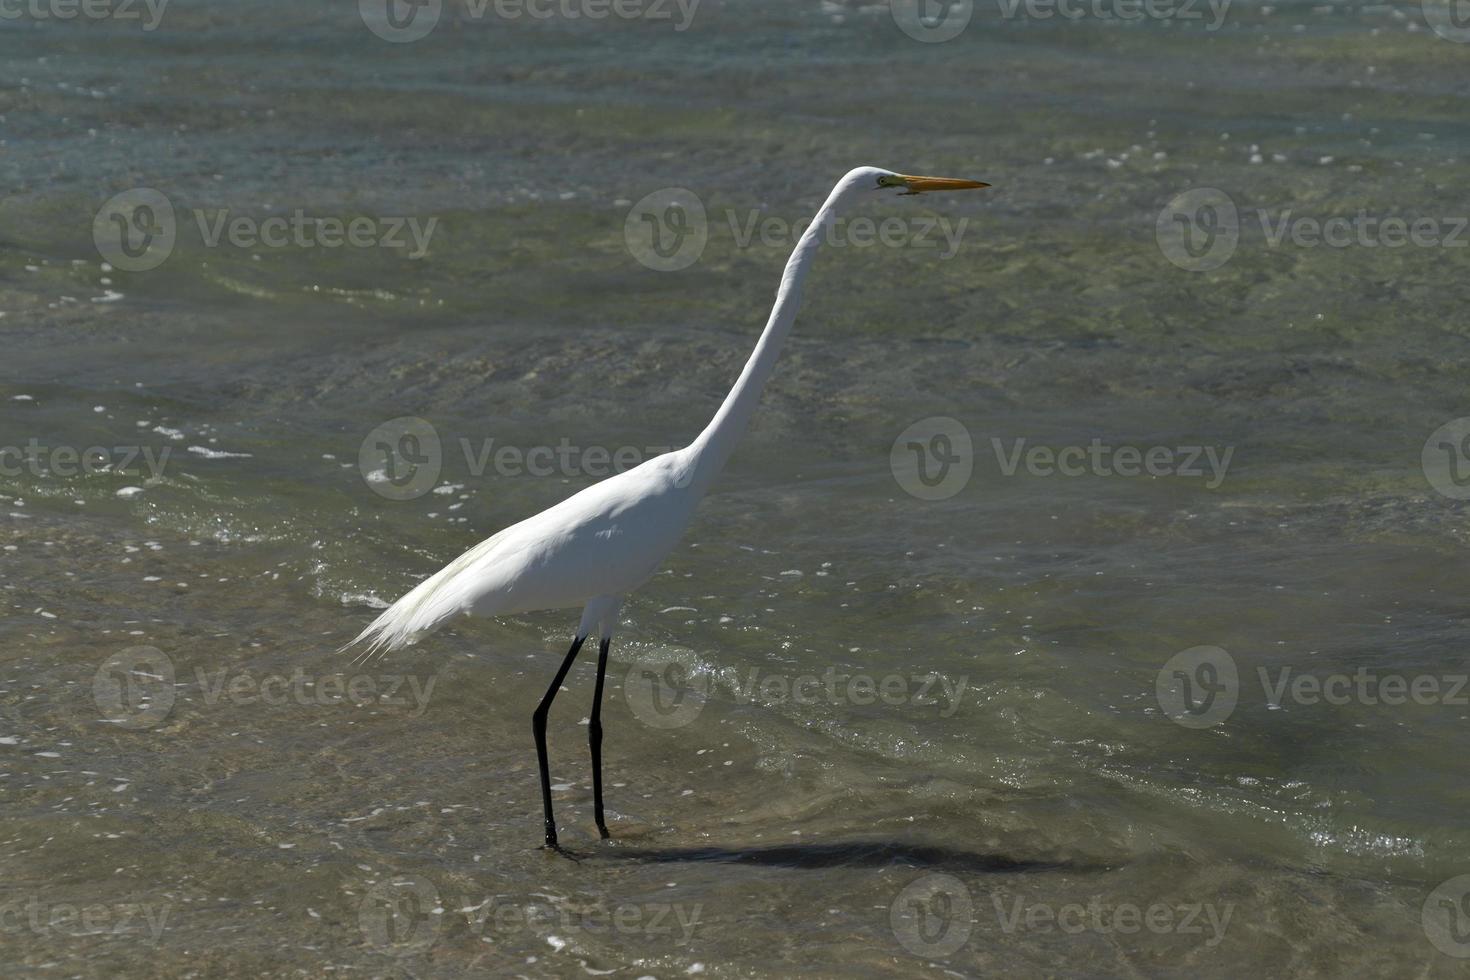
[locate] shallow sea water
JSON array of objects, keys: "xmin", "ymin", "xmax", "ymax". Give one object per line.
[{"xmin": 4, "ymin": 0, "xmax": 1470, "ymax": 976}]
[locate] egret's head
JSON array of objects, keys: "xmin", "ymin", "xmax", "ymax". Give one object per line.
[{"xmin": 848, "ymin": 166, "xmax": 991, "ymax": 197}]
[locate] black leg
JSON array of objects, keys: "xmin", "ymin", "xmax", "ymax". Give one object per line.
[
  {"xmin": 533, "ymin": 635, "xmax": 586, "ymax": 851},
  {"xmin": 589, "ymin": 636, "xmax": 612, "ymax": 840}
]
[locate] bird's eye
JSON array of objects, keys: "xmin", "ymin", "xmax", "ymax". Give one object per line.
[{"xmin": 876, "ymin": 175, "xmax": 894, "ymax": 188}]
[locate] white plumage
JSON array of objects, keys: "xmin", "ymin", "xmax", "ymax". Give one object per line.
[
  {"xmin": 349, "ymin": 448, "xmax": 700, "ymax": 656},
  {"xmin": 343, "ymin": 166, "xmax": 990, "ymax": 850}
]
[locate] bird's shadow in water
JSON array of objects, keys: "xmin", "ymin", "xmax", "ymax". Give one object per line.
[{"xmin": 589, "ymin": 839, "xmax": 1109, "ymax": 874}]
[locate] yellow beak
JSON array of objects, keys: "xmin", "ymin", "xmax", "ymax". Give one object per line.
[{"xmin": 897, "ymin": 174, "xmax": 991, "ymax": 195}]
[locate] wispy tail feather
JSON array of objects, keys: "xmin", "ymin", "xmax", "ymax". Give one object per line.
[
  {"xmin": 340, "ymin": 534, "xmax": 507, "ymax": 663},
  {"xmin": 340, "ymin": 567, "xmax": 461, "ymax": 664}
]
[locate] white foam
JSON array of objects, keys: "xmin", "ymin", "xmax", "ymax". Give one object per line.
[{"xmin": 188, "ymin": 445, "xmax": 252, "ymax": 459}]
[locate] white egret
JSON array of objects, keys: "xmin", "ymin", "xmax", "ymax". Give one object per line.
[{"xmin": 347, "ymin": 167, "xmax": 990, "ymax": 853}]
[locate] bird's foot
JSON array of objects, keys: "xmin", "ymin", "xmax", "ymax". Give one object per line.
[
  {"xmin": 596, "ymin": 825, "xmax": 610, "ymax": 841},
  {"xmin": 540, "ymin": 841, "xmax": 582, "ymax": 862}
]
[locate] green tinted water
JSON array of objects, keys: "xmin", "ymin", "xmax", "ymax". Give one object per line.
[{"xmin": 3, "ymin": 1, "xmax": 1470, "ymax": 976}]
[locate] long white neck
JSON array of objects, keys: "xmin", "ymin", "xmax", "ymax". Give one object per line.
[{"xmin": 685, "ymin": 181, "xmax": 848, "ymax": 486}]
